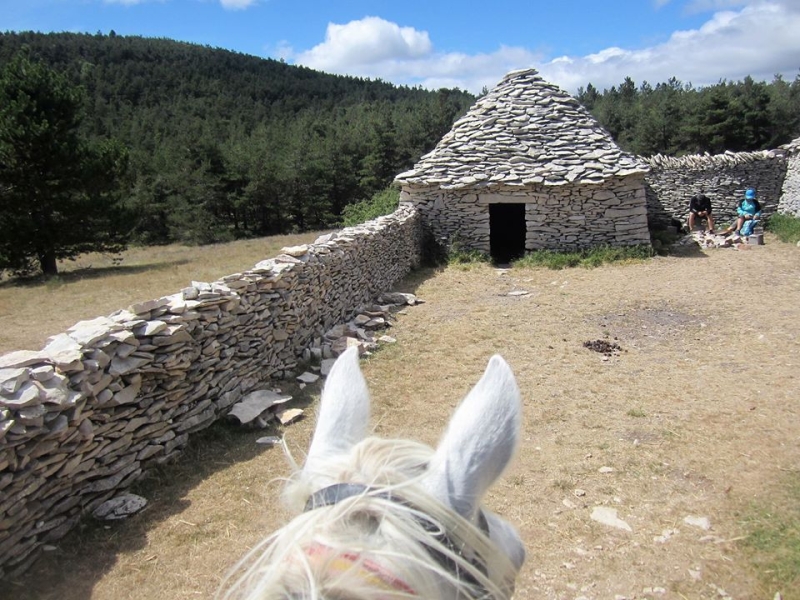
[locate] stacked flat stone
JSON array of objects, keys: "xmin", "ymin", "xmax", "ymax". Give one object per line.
[
  {"xmin": 0, "ymin": 206, "xmax": 422, "ymax": 579},
  {"xmin": 642, "ymin": 150, "xmax": 788, "ymax": 228},
  {"xmin": 778, "ymin": 137, "xmax": 800, "ymax": 217},
  {"xmin": 396, "ymin": 68, "xmax": 648, "ymax": 189}
]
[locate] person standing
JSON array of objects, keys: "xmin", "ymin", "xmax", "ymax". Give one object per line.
[{"xmin": 688, "ymin": 193, "xmax": 715, "ymax": 233}]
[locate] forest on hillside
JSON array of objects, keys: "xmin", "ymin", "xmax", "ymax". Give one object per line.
[
  {"xmin": 0, "ymin": 32, "xmax": 474, "ymax": 248},
  {"xmin": 1, "ymin": 31, "xmax": 799, "ymax": 266},
  {"xmin": 577, "ymin": 74, "xmax": 800, "ymax": 157}
]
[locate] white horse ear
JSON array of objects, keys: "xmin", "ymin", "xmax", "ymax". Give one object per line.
[
  {"xmin": 422, "ymin": 355, "xmax": 521, "ymax": 520},
  {"xmin": 303, "ymin": 347, "xmax": 370, "ymax": 476}
]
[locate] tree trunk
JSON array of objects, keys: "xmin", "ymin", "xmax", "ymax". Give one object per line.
[{"xmin": 39, "ymin": 251, "xmax": 59, "ymax": 277}]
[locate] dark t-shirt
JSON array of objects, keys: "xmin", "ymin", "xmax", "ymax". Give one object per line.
[{"xmin": 689, "ymin": 195, "xmax": 712, "ymax": 214}]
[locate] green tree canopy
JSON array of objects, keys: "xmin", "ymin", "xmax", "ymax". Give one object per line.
[
  {"xmin": 0, "ymin": 53, "xmax": 131, "ymax": 276},
  {"xmin": 578, "ymin": 74, "xmax": 800, "ymax": 156}
]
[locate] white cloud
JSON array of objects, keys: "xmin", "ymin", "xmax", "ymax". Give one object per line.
[
  {"xmin": 291, "ymin": 17, "xmax": 540, "ymax": 92},
  {"xmin": 289, "ymin": 3, "xmax": 800, "ymax": 95},
  {"xmin": 296, "ymin": 16, "xmax": 432, "ymax": 71},
  {"xmin": 538, "ymin": 1, "xmax": 800, "ymax": 92},
  {"xmin": 273, "ymin": 40, "xmax": 294, "ymax": 62}
]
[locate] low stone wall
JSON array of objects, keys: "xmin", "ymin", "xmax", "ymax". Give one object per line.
[
  {"xmin": 400, "ymin": 174, "xmax": 650, "ymax": 253},
  {"xmin": 642, "ymin": 150, "xmax": 788, "ymax": 228},
  {"xmin": 0, "ymin": 206, "xmax": 422, "ymax": 578},
  {"xmin": 778, "ymin": 139, "xmax": 800, "ymax": 217}
]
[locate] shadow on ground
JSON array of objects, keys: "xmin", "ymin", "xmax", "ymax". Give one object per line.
[
  {"xmin": 0, "ymin": 260, "xmax": 192, "ymax": 289},
  {"xmin": 664, "ymin": 242, "xmax": 709, "ymax": 259}
]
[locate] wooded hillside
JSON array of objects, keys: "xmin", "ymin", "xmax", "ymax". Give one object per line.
[{"xmin": 0, "ymin": 32, "xmax": 474, "ymax": 245}]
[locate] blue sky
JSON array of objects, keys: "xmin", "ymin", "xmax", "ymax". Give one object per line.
[{"xmin": 2, "ymin": 0, "xmax": 799, "ymax": 94}]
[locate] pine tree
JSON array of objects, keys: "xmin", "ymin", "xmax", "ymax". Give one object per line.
[{"xmin": 0, "ymin": 54, "xmax": 130, "ymax": 276}]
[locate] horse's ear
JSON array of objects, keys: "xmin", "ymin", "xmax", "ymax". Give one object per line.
[
  {"xmin": 303, "ymin": 347, "xmax": 370, "ymax": 476},
  {"xmin": 422, "ymin": 355, "xmax": 521, "ymax": 520}
]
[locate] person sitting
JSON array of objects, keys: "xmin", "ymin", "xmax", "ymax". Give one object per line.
[
  {"xmin": 734, "ymin": 188, "xmax": 762, "ymax": 236},
  {"xmin": 688, "ymin": 193, "xmax": 715, "ymax": 233}
]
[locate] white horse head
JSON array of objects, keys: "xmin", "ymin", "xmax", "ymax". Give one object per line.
[{"xmin": 222, "ymin": 347, "xmax": 525, "ymax": 599}]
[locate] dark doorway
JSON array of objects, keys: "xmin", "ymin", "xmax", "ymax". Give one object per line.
[{"xmin": 489, "ymin": 203, "xmax": 526, "ymax": 264}]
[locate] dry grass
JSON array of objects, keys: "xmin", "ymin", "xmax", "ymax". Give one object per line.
[
  {"xmin": 0, "ymin": 232, "xmax": 331, "ymax": 355},
  {"xmin": 3, "ymin": 234, "xmax": 800, "ymax": 600}
]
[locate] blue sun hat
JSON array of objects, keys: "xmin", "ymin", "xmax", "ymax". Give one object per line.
[{"xmin": 745, "ymin": 188, "xmax": 756, "ymax": 199}]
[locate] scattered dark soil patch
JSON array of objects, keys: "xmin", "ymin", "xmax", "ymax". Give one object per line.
[
  {"xmin": 593, "ymin": 307, "xmax": 701, "ymax": 350},
  {"xmin": 583, "ymin": 339, "xmax": 622, "ymax": 355}
]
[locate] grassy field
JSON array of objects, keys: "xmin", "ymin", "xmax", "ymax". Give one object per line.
[
  {"xmin": 2, "ymin": 232, "xmax": 799, "ymax": 600},
  {"xmin": 0, "ymin": 231, "xmax": 331, "ymax": 355}
]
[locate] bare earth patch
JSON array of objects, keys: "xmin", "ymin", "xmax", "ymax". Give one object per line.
[{"xmin": 3, "ymin": 236, "xmax": 799, "ymax": 600}]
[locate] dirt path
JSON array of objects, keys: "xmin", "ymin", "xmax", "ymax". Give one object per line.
[{"xmin": 5, "ymin": 237, "xmax": 800, "ymax": 600}]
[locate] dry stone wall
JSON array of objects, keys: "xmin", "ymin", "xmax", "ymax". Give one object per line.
[
  {"xmin": 778, "ymin": 138, "xmax": 800, "ymax": 217},
  {"xmin": 642, "ymin": 150, "xmax": 788, "ymax": 228},
  {"xmin": 524, "ymin": 177, "xmax": 649, "ymax": 250},
  {"xmin": 400, "ymin": 175, "xmax": 650, "ymax": 253},
  {"xmin": 0, "ymin": 206, "xmax": 422, "ymax": 578}
]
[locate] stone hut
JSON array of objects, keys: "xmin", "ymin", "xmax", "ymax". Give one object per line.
[
  {"xmin": 395, "ymin": 68, "xmax": 651, "ymax": 262},
  {"xmin": 778, "ymin": 136, "xmax": 800, "ymax": 217}
]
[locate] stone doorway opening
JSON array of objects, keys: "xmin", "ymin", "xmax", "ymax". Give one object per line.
[{"xmin": 489, "ymin": 203, "xmax": 527, "ymax": 264}]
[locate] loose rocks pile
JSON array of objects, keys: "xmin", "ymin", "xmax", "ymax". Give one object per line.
[
  {"xmin": 227, "ymin": 389, "xmax": 294, "ymax": 428},
  {"xmin": 304, "ymin": 291, "xmax": 420, "ymax": 362},
  {"xmin": 227, "ymin": 291, "xmax": 422, "ymax": 429},
  {"xmin": 681, "ymin": 229, "xmax": 760, "ymax": 249}
]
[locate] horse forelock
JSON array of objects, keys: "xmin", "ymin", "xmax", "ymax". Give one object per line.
[{"xmin": 219, "ymin": 437, "xmax": 519, "ymax": 600}]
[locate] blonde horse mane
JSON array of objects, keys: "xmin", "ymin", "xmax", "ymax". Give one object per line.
[{"xmin": 219, "ymin": 349, "xmax": 524, "ymax": 600}]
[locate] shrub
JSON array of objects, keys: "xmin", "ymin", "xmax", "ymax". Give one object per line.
[
  {"xmin": 448, "ymin": 247, "xmax": 491, "ymax": 266},
  {"xmin": 445, "ymin": 235, "xmax": 490, "ymax": 267},
  {"xmin": 765, "ymin": 213, "xmax": 800, "ymax": 244},
  {"xmin": 341, "ymin": 187, "xmax": 400, "ymax": 226}
]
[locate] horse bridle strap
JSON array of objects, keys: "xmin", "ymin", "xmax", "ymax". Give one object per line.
[
  {"xmin": 305, "ymin": 483, "xmax": 381, "ymax": 511},
  {"xmin": 304, "ymin": 483, "xmax": 490, "ymax": 534},
  {"xmin": 304, "ymin": 483, "xmax": 490, "ymax": 589}
]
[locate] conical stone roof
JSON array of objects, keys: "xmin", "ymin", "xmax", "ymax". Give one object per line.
[{"xmin": 395, "ymin": 68, "xmax": 648, "ymax": 189}]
